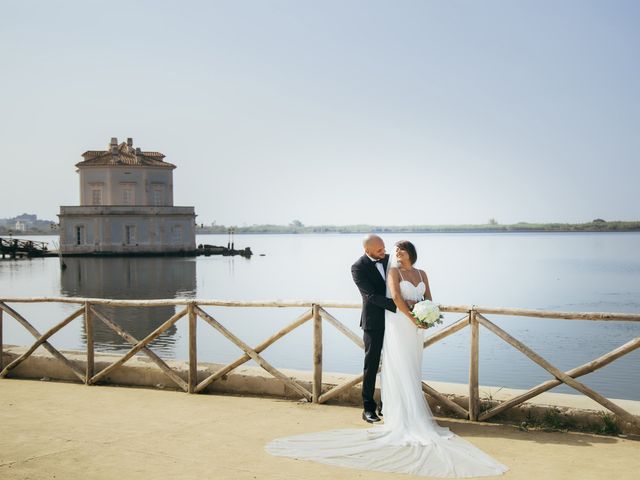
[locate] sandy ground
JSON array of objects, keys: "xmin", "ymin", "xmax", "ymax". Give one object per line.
[{"xmin": 1, "ymin": 379, "xmax": 638, "ymax": 480}]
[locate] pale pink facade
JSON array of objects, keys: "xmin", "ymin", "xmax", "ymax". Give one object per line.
[{"xmin": 58, "ymin": 137, "xmax": 196, "ymax": 255}]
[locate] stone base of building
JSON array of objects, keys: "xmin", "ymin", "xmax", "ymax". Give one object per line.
[
  {"xmin": 58, "ymin": 205, "xmax": 196, "ymax": 255},
  {"xmin": 58, "ymin": 249, "xmax": 197, "ymax": 257}
]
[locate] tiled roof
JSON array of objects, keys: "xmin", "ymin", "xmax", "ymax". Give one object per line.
[{"xmin": 76, "ymin": 142, "xmax": 176, "ymax": 169}]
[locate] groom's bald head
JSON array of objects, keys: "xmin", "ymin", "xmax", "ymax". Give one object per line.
[{"xmin": 362, "ymin": 234, "xmax": 386, "ymax": 260}]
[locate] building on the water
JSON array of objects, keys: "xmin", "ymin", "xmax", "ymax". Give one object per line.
[{"xmin": 58, "ymin": 137, "xmax": 196, "ymax": 255}]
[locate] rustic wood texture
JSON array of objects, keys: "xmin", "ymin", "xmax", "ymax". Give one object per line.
[
  {"xmin": 468, "ymin": 310, "xmax": 480, "ymax": 421},
  {"xmin": 319, "ymin": 307, "xmax": 364, "ymax": 349},
  {"xmin": 89, "ymin": 307, "xmax": 189, "ymax": 391},
  {"xmin": 318, "ymin": 373, "xmax": 364, "ymax": 404},
  {"xmin": 2, "ymin": 296, "xmax": 638, "ymax": 428},
  {"xmin": 422, "ymin": 381, "xmax": 470, "ymax": 419},
  {"xmin": 195, "ymin": 306, "xmax": 312, "ymax": 401},
  {"xmin": 312, "ymin": 305, "xmax": 323, "ymax": 402},
  {"xmin": 476, "ymin": 313, "xmax": 640, "ymax": 427},
  {"xmin": 0, "ymin": 306, "xmax": 84, "ymax": 378},
  {"xmin": 84, "ymin": 302, "xmax": 94, "ymax": 384},
  {"xmin": 475, "ymin": 306, "xmax": 640, "ymax": 321},
  {"xmin": 0, "ymin": 302, "xmax": 85, "ymax": 381},
  {"xmin": 479, "ymin": 336, "xmax": 640, "ymax": 421},
  {"xmin": 188, "ymin": 303, "xmax": 197, "ymax": 393},
  {"xmin": 8, "ymin": 297, "xmax": 639, "ymax": 319},
  {"xmin": 195, "ymin": 310, "xmax": 313, "ymax": 393},
  {"xmin": 0, "ymin": 297, "xmax": 479, "ymax": 315},
  {"xmin": 0, "ymin": 308, "xmax": 3, "ymax": 372},
  {"xmin": 423, "ymin": 315, "xmax": 469, "ymax": 348}
]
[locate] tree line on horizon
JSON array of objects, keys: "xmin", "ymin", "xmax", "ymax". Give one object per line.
[
  {"xmin": 2, "ymin": 217, "xmax": 639, "ymax": 236},
  {"xmin": 198, "ymin": 219, "xmax": 640, "ymax": 234}
]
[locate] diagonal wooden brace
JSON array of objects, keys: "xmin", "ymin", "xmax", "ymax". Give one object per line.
[
  {"xmin": 479, "ymin": 335, "xmax": 640, "ymax": 421},
  {"xmin": 422, "ymin": 381, "xmax": 470, "ymax": 419},
  {"xmin": 195, "ymin": 306, "xmax": 312, "ymax": 401},
  {"xmin": 476, "ymin": 313, "xmax": 640, "ymax": 428},
  {"xmin": 318, "ymin": 307, "xmax": 364, "ymax": 349},
  {"xmin": 0, "ymin": 302, "xmax": 85, "ymax": 381},
  {"xmin": 1, "ymin": 306, "xmax": 85, "ymax": 378},
  {"xmin": 318, "ymin": 373, "xmax": 364, "ymax": 404},
  {"xmin": 423, "ymin": 315, "xmax": 469, "ymax": 349},
  {"xmin": 195, "ymin": 309, "xmax": 313, "ymax": 393},
  {"xmin": 89, "ymin": 307, "xmax": 189, "ymax": 391}
]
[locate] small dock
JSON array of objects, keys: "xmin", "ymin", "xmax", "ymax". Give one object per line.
[
  {"xmin": 0, "ymin": 237, "xmax": 50, "ymax": 259},
  {"xmin": 197, "ymin": 244, "xmax": 253, "ymax": 258},
  {"xmin": 0, "ymin": 238, "xmax": 253, "ymax": 259}
]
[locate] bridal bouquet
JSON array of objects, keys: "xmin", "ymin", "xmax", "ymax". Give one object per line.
[{"xmin": 411, "ymin": 300, "xmax": 444, "ymax": 328}]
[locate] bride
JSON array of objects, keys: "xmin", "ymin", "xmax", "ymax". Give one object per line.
[{"xmin": 266, "ymin": 240, "xmax": 508, "ymax": 477}]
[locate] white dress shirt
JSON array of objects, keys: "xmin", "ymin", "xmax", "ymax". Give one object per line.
[{"xmin": 366, "ymin": 254, "xmax": 386, "ymax": 281}]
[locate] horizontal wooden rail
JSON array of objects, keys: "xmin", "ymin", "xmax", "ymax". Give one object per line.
[
  {"xmin": 1, "ymin": 297, "xmax": 638, "ymax": 430},
  {"xmin": 474, "ymin": 306, "xmax": 640, "ymax": 321},
  {"xmin": 0, "ymin": 297, "xmax": 469, "ymax": 312},
  {"xmin": 1, "ymin": 297, "xmax": 638, "ymax": 321}
]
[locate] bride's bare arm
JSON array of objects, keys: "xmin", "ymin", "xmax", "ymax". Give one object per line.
[{"xmin": 388, "ymin": 268, "xmax": 418, "ymax": 322}]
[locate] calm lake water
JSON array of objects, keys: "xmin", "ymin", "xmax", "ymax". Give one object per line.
[{"xmin": 1, "ymin": 232, "xmax": 639, "ymax": 400}]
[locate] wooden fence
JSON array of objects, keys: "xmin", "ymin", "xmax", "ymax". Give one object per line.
[{"xmin": 1, "ymin": 297, "xmax": 639, "ymax": 428}]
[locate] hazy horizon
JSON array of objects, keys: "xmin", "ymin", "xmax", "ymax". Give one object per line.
[{"xmin": 1, "ymin": 1, "xmax": 639, "ymax": 226}]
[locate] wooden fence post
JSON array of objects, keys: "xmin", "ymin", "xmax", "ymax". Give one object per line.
[
  {"xmin": 0, "ymin": 308, "xmax": 3, "ymax": 372},
  {"xmin": 312, "ymin": 304, "xmax": 322, "ymax": 403},
  {"xmin": 188, "ymin": 302, "xmax": 197, "ymax": 393},
  {"xmin": 469, "ymin": 308, "xmax": 480, "ymax": 421},
  {"xmin": 85, "ymin": 301, "xmax": 94, "ymax": 384}
]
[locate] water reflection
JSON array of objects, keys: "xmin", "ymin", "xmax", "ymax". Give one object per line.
[{"xmin": 60, "ymin": 257, "xmax": 196, "ymax": 357}]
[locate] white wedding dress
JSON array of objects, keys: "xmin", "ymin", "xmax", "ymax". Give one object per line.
[{"xmin": 265, "ymin": 274, "xmax": 508, "ymax": 477}]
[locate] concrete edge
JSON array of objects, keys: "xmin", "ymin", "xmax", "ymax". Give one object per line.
[{"xmin": 2, "ymin": 345, "xmax": 639, "ymax": 435}]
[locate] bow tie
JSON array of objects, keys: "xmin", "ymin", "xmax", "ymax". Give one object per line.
[{"xmin": 372, "ymin": 259, "xmax": 382, "ymax": 264}]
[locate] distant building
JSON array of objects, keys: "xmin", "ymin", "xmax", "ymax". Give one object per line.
[
  {"xmin": 15, "ymin": 220, "xmax": 27, "ymax": 232},
  {"xmin": 58, "ymin": 137, "xmax": 196, "ymax": 255}
]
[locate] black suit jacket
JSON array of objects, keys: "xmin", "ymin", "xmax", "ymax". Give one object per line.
[{"xmin": 351, "ymin": 254, "xmax": 397, "ymax": 331}]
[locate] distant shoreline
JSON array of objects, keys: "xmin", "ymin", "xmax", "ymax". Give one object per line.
[
  {"xmin": 5, "ymin": 220, "xmax": 640, "ymax": 236},
  {"xmin": 195, "ymin": 220, "xmax": 640, "ymax": 234}
]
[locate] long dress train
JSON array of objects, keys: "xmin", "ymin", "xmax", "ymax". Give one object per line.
[{"xmin": 265, "ymin": 279, "xmax": 508, "ymax": 477}]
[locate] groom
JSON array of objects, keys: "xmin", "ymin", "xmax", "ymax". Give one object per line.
[{"xmin": 351, "ymin": 234, "xmax": 398, "ymax": 423}]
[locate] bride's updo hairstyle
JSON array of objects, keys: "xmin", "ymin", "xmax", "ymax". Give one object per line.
[{"xmin": 395, "ymin": 240, "xmax": 417, "ymax": 265}]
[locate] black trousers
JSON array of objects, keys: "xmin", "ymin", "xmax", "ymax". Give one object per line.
[{"xmin": 362, "ymin": 328, "xmax": 384, "ymax": 412}]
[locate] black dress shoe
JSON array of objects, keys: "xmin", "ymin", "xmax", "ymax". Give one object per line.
[{"xmin": 362, "ymin": 410, "xmax": 381, "ymax": 423}]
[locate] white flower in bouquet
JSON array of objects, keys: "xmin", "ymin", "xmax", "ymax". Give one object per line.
[{"xmin": 411, "ymin": 300, "xmax": 444, "ymax": 328}]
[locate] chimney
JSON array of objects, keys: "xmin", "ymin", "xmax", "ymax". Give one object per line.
[
  {"xmin": 110, "ymin": 137, "xmax": 118, "ymax": 153},
  {"xmin": 127, "ymin": 137, "xmax": 133, "ymax": 147}
]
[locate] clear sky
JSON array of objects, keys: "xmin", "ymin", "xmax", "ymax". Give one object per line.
[{"xmin": 1, "ymin": 0, "xmax": 638, "ymax": 226}]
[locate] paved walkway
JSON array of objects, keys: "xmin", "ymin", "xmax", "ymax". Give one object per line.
[{"xmin": 1, "ymin": 379, "xmax": 638, "ymax": 480}]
